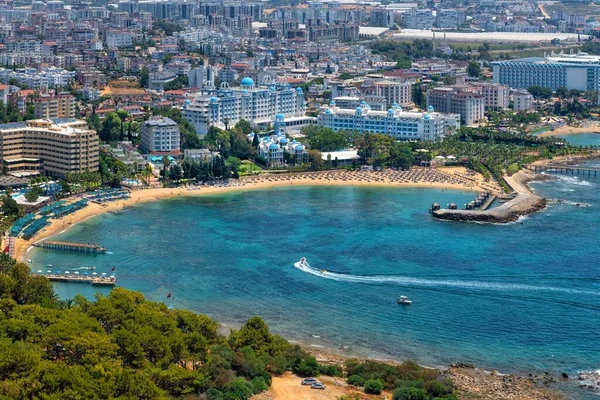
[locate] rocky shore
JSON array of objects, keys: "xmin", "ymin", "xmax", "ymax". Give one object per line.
[
  {"xmin": 444, "ymin": 364, "xmax": 564, "ymax": 400},
  {"xmin": 432, "ymin": 169, "xmax": 548, "ymax": 223},
  {"xmin": 306, "ymin": 350, "xmax": 564, "ymax": 400}
]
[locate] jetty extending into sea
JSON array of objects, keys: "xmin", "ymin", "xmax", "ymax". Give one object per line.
[
  {"xmin": 40, "ymin": 273, "xmax": 116, "ymax": 286},
  {"xmin": 33, "ymin": 241, "xmax": 106, "ymax": 254},
  {"xmin": 432, "ymin": 170, "xmax": 547, "ymax": 223}
]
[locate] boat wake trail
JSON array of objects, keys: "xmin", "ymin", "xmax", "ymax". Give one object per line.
[{"xmin": 293, "ymin": 262, "xmax": 600, "ymax": 298}]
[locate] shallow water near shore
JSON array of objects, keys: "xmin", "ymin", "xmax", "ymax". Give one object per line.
[{"xmin": 30, "ymin": 182, "xmax": 600, "ymax": 399}]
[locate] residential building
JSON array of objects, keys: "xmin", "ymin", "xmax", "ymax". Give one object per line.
[
  {"xmin": 183, "ymin": 77, "xmax": 306, "ymax": 136},
  {"xmin": 426, "ymin": 88, "xmax": 485, "ymax": 125},
  {"xmin": 492, "ymin": 53, "xmax": 600, "ymax": 91},
  {"xmin": 512, "ymin": 89, "xmax": 534, "ymax": 112},
  {"xmin": 404, "ymin": 9, "xmax": 434, "ymax": 29},
  {"xmin": 140, "ymin": 117, "xmax": 181, "ymax": 153},
  {"xmin": 374, "ymin": 80, "xmax": 413, "ymax": 107},
  {"xmin": 478, "ymin": 82, "xmax": 509, "ymax": 111},
  {"xmin": 332, "ymin": 96, "xmax": 387, "ymax": 111},
  {"xmin": 0, "ymin": 119, "xmax": 99, "ymax": 177},
  {"xmin": 370, "ymin": 8, "xmax": 394, "ymax": 28},
  {"xmin": 33, "ymin": 93, "xmax": 75, "ymax": 119},
  {"xmin": 105, "ymin": 30, "xmax": 134, "ymax": 49},
  {"xmin": 318, "ymin": 102, "xmax": 460, "ymax": 141}
]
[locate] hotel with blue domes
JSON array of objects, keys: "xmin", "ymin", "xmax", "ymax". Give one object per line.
[
  {"xmin": 182, "ymin": 76, "xmax": 309, "ymax": 137},
  {"xmin": 247, "ymin": 114, "xmax": 308, "ymax": 167},
  {"xmin": 317, "ymin": 102, "xmax": 460, "ymax": 141}
]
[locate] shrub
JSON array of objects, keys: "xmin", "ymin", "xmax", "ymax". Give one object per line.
[
  {"xmin": 364, "ymin": 379, "xmax": 384, "ymax": 394},
  {"xmin": 223, "ymin": 377, "xmax": 254, "ymax": 400},
  {"xmin": 293, "ymin": 355, "xmax": 320, "ymax": 377},
  {"xmin": 425, "ymin": 378, "xmax": 453, "ymax": 397},
  {"xmin": 393, "ymin": 386, "xmax": 428, "ymax": 400},
  {"xmin": 251, "ymin": 376, "xmax": 269, "ymax": 394},
  {"xmin": 318, "ymin": 364, "xmax": 342, "ymax": 377},
  {"xmin": 347, "ymin": 374, "xmax": 366, "ymax": 387}
]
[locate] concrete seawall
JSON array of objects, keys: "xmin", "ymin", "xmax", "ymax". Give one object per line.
[{"xmin": 432, "ymin": 170, "xmax": 547, "ymax": 223}]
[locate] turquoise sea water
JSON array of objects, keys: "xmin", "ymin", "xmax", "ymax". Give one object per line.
[
  {"xmin": 555, "ymin": 133, "xmax": 600, "ymax": 147},
  {"xmin": 28, "ymin": 178, "xmax": 600, "ymax": 399}
]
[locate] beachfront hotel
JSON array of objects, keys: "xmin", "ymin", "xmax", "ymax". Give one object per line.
[
  {"xmin": 317, "ymin": 102, "xmax": 460, "ymax": 141},
  {"xmin": 492, "ymin": 52, "xmax": 600, "ymax": 91},
  {"xmin": 182, "ymin": 77, "xmax": 307, "ymax": 136},
  {"xmin": 0, "ymin": 119, "xmax": 99, "ymax": 177},
  {"xmin": 140, "ymin": 117, "xmax": 181, "ymax": 154},
  {"xmin": 248, "ymin": 114, "xmax": 308, "ymax": 167}
]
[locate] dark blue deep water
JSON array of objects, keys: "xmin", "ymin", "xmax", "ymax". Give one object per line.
[{"xmin": 28, "ymin": 178, "xmax": 600, "ymax": 398}]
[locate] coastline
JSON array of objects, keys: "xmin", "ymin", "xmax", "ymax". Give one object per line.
[
  {"xmin": 18, "ymin": 167, "xmax": 576, "ymax": 399},
  {"xmin": 14, "ymin": 167, "xmax": 490, "ymax": 261},
  {"xmin": 538, "ymin": 126, "xmax": 600, "ymax": 137}
]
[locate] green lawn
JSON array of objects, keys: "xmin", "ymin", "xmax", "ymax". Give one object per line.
[{"xmin": 239, "ymin": 160, "xmax": 263, "ymax": 176}]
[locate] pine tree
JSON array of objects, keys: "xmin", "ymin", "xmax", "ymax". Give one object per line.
[
  {"xmin": 252, "ymin": 133, "xmax": 260, "ymax": 148},
  {"xmin": 127, "ymin": 123, "xmax": 133, "ymax": 141},
  {"xmin": 119, "ymin": 121, "xmax": 124, "ymax": 141}
]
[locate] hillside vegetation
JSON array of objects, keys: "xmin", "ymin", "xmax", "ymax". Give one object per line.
[{"xmin": 0, "ymin": 254, "xmax": 456, "ymax": 399}]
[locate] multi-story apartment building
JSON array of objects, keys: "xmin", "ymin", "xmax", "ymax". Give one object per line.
[
  {"xmin": 492, "ymin": 53, "xmax": 600, "ymax": 91},
  {"xmin": 183, "ymin": 77, "xmax": 306, "ymax": 136},
  {"xmin": 404, "ymin": 9, "xmax": 434, "ymax": 29},
  {"xmin": 369, "ymin": 8, "xmax": 395, "ymax": 28},
  {"xmin": 140, "ymin": 117, "xmax": 181, "ymax": 154},
  {"xmin": 478, "ymin": 82, "xmax": 509, "ymax": 111},
  {"xmin": 105, "ymin": 30, "xmax": 134, "ymax": 49},
  {"xmin": 318, "ymin": 102, "xmax": 460, "ymax": 140},
  {"xmin": 374, "ymin": 80, "xmax": 413, "ymax": 107},
  {"xmin": 33, "ymin": 93, "xmax": 75, "ymax": 119},
  {"xmin": 511, "ymin": 89, "xmax": 534, "ymax": 112},
  {"xmin": 0, "ymin": 119, "xmax": 99, "ymax": 177},
  {"xmin": 426, "ymin": 88, "xmax": 485, "ymax": 125}
]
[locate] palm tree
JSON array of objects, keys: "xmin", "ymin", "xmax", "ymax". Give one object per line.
[{"xmin": 162, "ymin": 156, "xmax": 171, "ymax": 186}]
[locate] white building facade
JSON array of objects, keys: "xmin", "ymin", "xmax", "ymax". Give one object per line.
[
  {"xmin": 140, "ymin": 117, "xmax": 181, "ymax": 153},
  {"xmin": 183, "ymin": 77, "xmax": 306, "ymax": 136},
  {"xmin": 374, "ymin": 80, "xmax": 413, "ymax": 107},
  {"xmin": 317, "ymin": 102, "xmax": 460, "ymax": 141}
]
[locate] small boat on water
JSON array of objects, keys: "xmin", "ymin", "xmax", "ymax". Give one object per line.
[
  {"xmin": 46, "ymin": 264, "xmax": 53, "ymax": 268},
  {"xmin": 27, "ymin": 259, "xmax": 32, "ymax": 263},
  {"xmin": 397, "ymin": 295, "xmax": 412, "ymax": 305},
  {"xmin": 321, "ymin": 269, "xmax": 327, "ymax": 274},
  {"xmin": 88, "ymin": 266, "xmax": 95, "ymax": 270}
]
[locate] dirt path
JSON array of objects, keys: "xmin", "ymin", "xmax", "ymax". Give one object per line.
[{"xmin": 251, "ymin": 373, "xmax": 386, "ymax": 400}]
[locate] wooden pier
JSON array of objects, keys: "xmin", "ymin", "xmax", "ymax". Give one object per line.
[
  {"xmin": 41, "ymin": 273, "xmax": 116, "ymax": 286},
  {"xmin": 33, "ymin": 241, "xmax": 106, "ymax": 254},
  {"xmin": 528, "ymin": 165, "xmax": 600, "ymax": 176}
]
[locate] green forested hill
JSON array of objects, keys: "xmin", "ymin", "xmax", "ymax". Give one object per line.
[{"xmin": 0, "ymin": 254, "xmax": 456, "ymax": 400}]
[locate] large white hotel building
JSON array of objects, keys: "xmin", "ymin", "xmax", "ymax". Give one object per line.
[
  {"xmin": 183, "ymin": 77, "xmax": 308, "ymax": 136},
  {"xmin": 492, "ymin": 52, "xmax": 600, "ymax": 91},
  {"xmin": 317, "ymin": 101, "xmax": 460, "ymax": 141}
]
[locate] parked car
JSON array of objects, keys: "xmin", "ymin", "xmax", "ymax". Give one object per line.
[
  {"xmin": 311, "ymin": 382, "xmax": 326, "ymax": 390},
  {"xmin": 301, "ymin": 378, "xmax": 317, "ymax": 386}
]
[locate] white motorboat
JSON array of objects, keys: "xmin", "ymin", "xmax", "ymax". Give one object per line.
[{"xmin": 397, "ymin": 295, "xmax": 412, "ymax": 305}]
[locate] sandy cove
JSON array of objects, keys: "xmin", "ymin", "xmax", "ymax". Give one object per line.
[
  {"xmin": 538, "ymin": 125, "xmax": 600, "ymax": 137},
  {"xmin": 14, "ymin": 167, "xmax": 492, "ymax": 261}
]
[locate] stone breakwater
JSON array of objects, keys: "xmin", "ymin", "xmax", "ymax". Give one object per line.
[{"xmin": 432, "ymin": 170, "xmax": 547, "ymax": 224}]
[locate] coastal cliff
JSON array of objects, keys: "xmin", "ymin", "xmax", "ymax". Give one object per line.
[{"xmin": 433, "ymin": 170, "xmax": 547, "ymax": 223}]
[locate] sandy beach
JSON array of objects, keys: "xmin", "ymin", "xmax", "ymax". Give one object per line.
[
  {"xmin": 538, "ymin": 125, "xmax": 600, "ymax": 137},
  {"xmin": 13, "ymin": 167, "xmax": 493, "ymax": 261}
]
